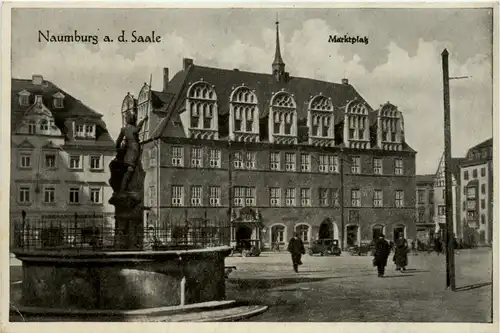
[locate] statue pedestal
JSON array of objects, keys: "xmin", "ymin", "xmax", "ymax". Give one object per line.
[{"xmin": 113, "ymin": 202, "xmax": 144, "ymax": 250}]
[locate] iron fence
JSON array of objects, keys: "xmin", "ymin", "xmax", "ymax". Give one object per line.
[{"xmin": 12, "ymin": 213, "xmax": 231, "ymax": 252}]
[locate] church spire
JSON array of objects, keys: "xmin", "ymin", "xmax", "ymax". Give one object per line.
[{"xmin": 272, "ymin": 18, "xmax": 286, "ymax": 82}]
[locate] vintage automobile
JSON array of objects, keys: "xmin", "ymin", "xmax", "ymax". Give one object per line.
[
  {"xmin": 308, "ymin": 239, "xmax": 342, "ymax": 256},
  {"xmin": 348, "ymin": 240, "xmax": 374, "ymax": 256},
  {"xmin": 231, "ymin": 239, "xmax": 262, "ymax": 257}
]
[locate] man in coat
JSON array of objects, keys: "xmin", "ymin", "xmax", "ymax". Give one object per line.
[
  {"xmin": 373, "ymin": 234, "xmax": 391, "ymax": 277},
  {"xmin": 287, "ymin": 233, "xmax": 305, "ymax": 273},
  {"xmin": 393, "ymin": 234, "xmax": 409, "ymax": 272}
]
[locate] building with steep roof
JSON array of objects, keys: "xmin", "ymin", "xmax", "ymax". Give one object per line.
[
  {"xmin": 122, "ymin": 22, "xmax": 417, "ymax": 250},
  {"xmin": 11, "ymin": 75, "xmax": 116, "ymax": 246},
  {"xmin": 459, "ymin": 138, "xmax": 493, "ymax": 245}
]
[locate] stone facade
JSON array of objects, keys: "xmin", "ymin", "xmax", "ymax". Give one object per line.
[{"xmin": 415, "ymin": 175, "xmax": 435, "ymax": 244}]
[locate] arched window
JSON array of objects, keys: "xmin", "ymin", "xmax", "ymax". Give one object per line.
[
  {"xmin": 295, "ymin": 224, "xmax": 310, "ymax": 242},
  {"xmin": 121, "ymin": 93, "xmax": 135, "ymax": 127},
  {"xmin": 137, "ymin": 84, "xmax": 150, "ymax": 141},
  {"xmin": 186, "ymin": 81, "xmax": 218, "ymax": 139},
  {"xmin": 40, "ymin": 119, "xmax": 48, "ymax": 131},
  {"xmin": 270, "ymin": 91, "xmax": 296, "ymax": 140},
  {"xmin": 270, "ymin": 224, "xmax": 286, "ymax": 244},
  {"xmin": 309, "ymin": 95, "xmax": 333, "ymax": 139},
  {"xmin": 344, "ymin": 100, "xmax": 370, "ymax": 149},
  {"xmin": 230, "ymin": 87, "xmax": 258, "ymax": 134},
  {"xmin": 378, "ymin": 103, "xmax": 403, "ymax": 151},
  {"xmin": 372, "ymin": 224, "xmax": 385, "ymax": 240}
]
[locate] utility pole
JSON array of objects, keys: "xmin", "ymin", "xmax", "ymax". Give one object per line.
[
  {"xmin": 339, "ymin": 150, "xmax": 345, "ymax": 251},
  {"xmin": 441, "ymin": 48, "xmax": 456, "ymax": 291},
  {"xmin": 227, "ymin": 139, "xmax": 233, "ymax": 244}
]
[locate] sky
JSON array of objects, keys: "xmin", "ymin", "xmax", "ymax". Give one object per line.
[{"xmin": 11, "ymin": 8, "xmax": 493, "ymax": 175}]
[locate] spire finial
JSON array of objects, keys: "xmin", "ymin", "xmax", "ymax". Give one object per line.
[{"xmin": 272, "ymin": 14, "xmax": 285, "ymax": 74}]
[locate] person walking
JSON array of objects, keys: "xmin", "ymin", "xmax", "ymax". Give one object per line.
[
  {"xmin": 287, "ymin": 233, "xmax": 305, "ymax": 273},
  {"xmin": 373, "ymin": 234, "xmax": 391, "ymax": 278},
  {"xmin": 393, "ymin": 234, "xmax": 409, "ymax": 272},
  {"xmin": 434, "ymin": 236, "xmax": 442, "ymax": 255}
]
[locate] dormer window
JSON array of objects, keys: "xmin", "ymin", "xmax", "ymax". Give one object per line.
[
  {"xmin": 308, "ymin": 95, "xmax": 334, "ymax": 146},
  {"xmin": 377, "ymin": 102, "xmax": 403, "ymax": 151},
  {"xmin": 75, "ymin": 124, "xmax": 85, "ymax": 137},
  {"xmin": 269, "ymin": 91, "xmax": 297, "ymax": 145},
  {"xmin": 229, "ymin": 86, "xmax": 259, "ymax": 142},
  {"xmin": 343, "ymin": 100, "xmax": 370, "ymax": 149},
  {"xmin": 35, "ymin": 95, "xmax": 43, "ymax": 105},
  {"xmin": 185, "ymin": 81, "xmax": 219, "ymax": 140},
  {"xmin": 19, "ymin": 90, "xmax": 31, "ymax": 106},
  {"xmin": 85, "ymin": 124, "xmax": 96, "ymax": 138},
  {"xmin": 53, "ymin": 92, "xmax": 65, "ymax": 108},
  {"xmin": 40, "ymin": 119, "xmax": 49, "ymax": 131}
]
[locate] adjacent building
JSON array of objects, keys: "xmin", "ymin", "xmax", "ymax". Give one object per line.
[
  {"xmin": 11, "ymin": 75, "xmax": 116, "ymax": 245},
  {"xmin": 459, "ymin": 138, "xmax": 493, "ymax": 245},
  {"xmin": 415, "ymin": 174, "xmax": 435, "ymax": 243},
  {"xmin": 433, "ymin": 153, "xmax": 464, "ymax": 240},
  {"xmin": 124, "ymin": 22, "xmax": 417, "ymax": 250}
]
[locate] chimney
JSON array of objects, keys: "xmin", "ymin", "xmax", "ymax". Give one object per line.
[
  {"xmin": 341, "ymin": 78, "xmax": 349, "ymax": 85},
  {"xmin": 163, "ymin": 68, "xmax": 169, "ymax": 92},
  {"xmin": 32, "ymin": 75, "xmax": 43, "ymax": 85},
  {"xmin": 183, "ymin": 58, "xmax": 193, "ymax": 70},
  {"xmin": 233, "ymin": 68, "xmax": 239, "ymax": 72}
]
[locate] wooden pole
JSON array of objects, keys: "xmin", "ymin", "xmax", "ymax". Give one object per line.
[
  {"xmin": 340, "ymin": 151, "xmax": 345, "ymax": 251},
  {"xmin": 441, "ymin": 48, "xmax": 456, "ymax": 291}
]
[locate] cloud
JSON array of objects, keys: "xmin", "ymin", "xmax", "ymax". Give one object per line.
[{"xmin": 12, "ymin": 18, "xmax": 492, "ymax": 175}]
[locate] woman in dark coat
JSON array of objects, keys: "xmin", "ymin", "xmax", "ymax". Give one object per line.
[
  {"xmin": 287, "ymin": 233, "xmax": 305, "ymax": 273},
  {"xmin": 373, "ymin": 234, "xmax": 391, "ymax": 278},
  {"xmin": 393, "ymin": 235, "xmax": 409, "ymax": 272}
]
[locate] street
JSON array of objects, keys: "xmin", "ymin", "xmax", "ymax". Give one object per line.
[{"xmin": 226, "ymin": 248, "xmax": 492, "ymax": 322}]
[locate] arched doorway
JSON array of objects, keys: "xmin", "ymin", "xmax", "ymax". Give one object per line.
[
  {"xmin": 346, "ymin": 225, "xmax": 359, "ymax": 247},
  {"xmin": 318, "ymin": 219, "xmax": 333, "ymax": 240},
  {"xmin": 236, "ymin": 225, "xmax": 253, "ymax": 243},
  {"xmin": 372, "ymin": 224, "xmax": 384, "ymax": 241},
  {"xmin": 393, "ymin": 225, "xmax": 405, "ymax": 241}
]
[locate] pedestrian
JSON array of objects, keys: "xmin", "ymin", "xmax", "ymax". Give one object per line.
[
  {"xmin": 393, "ymin": 234, "xmax": 409, "ymax": 272},
  {"xmin": 373, "ymin": 234, "xmax": 391, "ymax": 278},
  {"xmin": 434, "ymin": 236, "xmax": 442, "ymax": 255},
  {"xmin": 287, "ymin": 233, "xmax": 305, "ymax": 273}
]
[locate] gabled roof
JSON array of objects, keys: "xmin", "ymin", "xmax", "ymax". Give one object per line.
[
  {"xmin": 42, "ymin": 140, "xmax": 62, "ymax": 150},
  {"xmin": 12, "ymin": 77, "xmax": 114, "ymax": 148},
  {"xmin": 470, "ymin": 138, "xmax": 493, "ymax": 150},
  {"xmin": 15, "ymin": 139, "xmax": 35, "ymax": 149}
]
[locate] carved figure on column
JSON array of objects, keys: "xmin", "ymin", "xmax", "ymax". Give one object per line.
[{"xmin": 108, "ymin": 111, "xmax": 148, "ymax": 208}]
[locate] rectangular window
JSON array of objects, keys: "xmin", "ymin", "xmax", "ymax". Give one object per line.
[
  {"xmin": 45, "ymin": 154, "xmax": 56, "ymax": 169},
  {"xmin": 85, "ymin": 124, "xmax": 96, "ymax": 138},
  {"xmin": 481, "ymin": 184, "xmax": 486, "ymax": 194},
  {"xmin": 467, "ymin": 187, "xmax": 477, "ymax": 199},
  {"xmin": 418, "ymin": 208, "xmax": 425, "ymax": 222},
  {"xmin": 90, "ymin": 187, "xmax": 102, "ymax": 204},
  {"xmin": 300, "ymin": 188, "xmax": 311, "ymax": 206},
  {"xmin": 43, "ymin": 186, "xmax": 55, "ymax": 204},
  {"xmin": 464, "ymin": 171, "xmax": 469, "ymax": 180},
  {"xmin": 172, "ymin": 147, "xmax": 184, "ymax": 167},
  {"xmin": 233, "ymin": 152, "xmax": 243, "ymax": 169},
  {"xmin": 285, "ymin": 188, "xmax": 296, "ymax": 206},
  {"xmin": 209, "ymin": 149, "xmax": 221, "ymax": 168},
  {"xmin": 373, "ymin": 158, "xmax": 383, "ymax": 175},
  {"xmin": 233, "ymin": 187, "xmax": 256, "ymax": 207},
  {"xmin": 190, "ymin": 186, "xmax": 202, "ymax": 206},
  {"xmin": 332, "ymin": 189, "xmax": 340, "ymax": 207},
  {"xmin": 438, "ymin": 205, "xmax": 445, "ymax": 216},
  {"xmin": 172, "ymin": 185, "xmax": 184, "ymax": 206},
  {"xmin": 473, "ymin": 169, "xmax": 478, "ymax": 178},
  {"xmin": 481, "ymin": 214, "xmax": 486, "ymax": 224},
  {"xmin": 191, "ymin": 147, "xmax": 203, "ymax": 168},
  {"xmin": 19, "ymin": 186, "xmax": 31, "ymax": 204},
  {"xmin": 395, "ymin": 159, "xmax": 403, "ymax": 175},
  {"xmin": 149, "ymin": 146, "xmax": 157, "ymax": 167},
  {"xmin": 69, "ymin": 187, "xmax": 80, "ymax": 204},
  {"xmin": 467, "ymin": 211, "xmax": 476, "ymax": 221},
  {"xmin": 149, "ymin": 185, "xmax": 156, "ymax": 206},
  {"xmin": 270, "ymin": 188, "xmax": 281, "ymax": 207},
  {"xmin": 329, "ymin": 156, "xmax": 339, "ymax": 173},
  {"xmin": 20, "ymin": 153, "xmax": 32, "ymax": 168},
  {"xmin": 481, "ymin": 199, "xmax": 485, "ymax": 209},
  {"xmin": 270, "ymin": 152, "xmax": 280, "ymax": 170},
  {"xmin": 319, "ymin": 188, "xmax": 329, "ymax": 207},
  {"xmin": 69, "ymin": 155, "xmax": 82, "ymax": 169},
  {"xmin": 75, "ymin": 124, "xmax": 85, "ymax": 137},
  {"xmin": 351, "ymin": 157, "xmax": 361, "ymax": 174},
  {"xmin": 417, "ymin": 189, "xmax": 425, "ymax": 205},
  {"xmin": 90, "ymin": 155, "xmax": 102, "ymax": 170},
  {"xmin": 319, "ymin": 155, "xmax": 328, "ymax": 173},
  {"xmin": 285, "ymin": 153, "xmax": 296, "ymax": 171},
  {"xmin": 429, "ymin": 190, "xmax": 434, "ymax": 204},
  {"xmin": 300, "ymin": 154, "xmax": 311, "ymax": 172},
  {"xmin": 395, "ymin": 190, "xmax": 404, "ymax": 207},
  {"xmin": 442, "ymin": 189, "xmax": 445, "ymax": 200},
  {"xmin": 28, "ymin": 121, "xmax": 36, "ymax": 134},
  {"xmin": 245, "ymin": 151, "xmax": 256, "ymax": 170},
  {"xmin": 481, "ymin": 167, "xmax": 486, "ymax": 177},
  {"xmin": 209, "ymin": 186, "xmax": 221, "ymax": 206},
  {"xmin": 351, "ymin": 189, "xmax": 361, "ymax": 207},
  {"xmin": 373, "ymin": 190, "xmax": 383, "ymax": 207}
]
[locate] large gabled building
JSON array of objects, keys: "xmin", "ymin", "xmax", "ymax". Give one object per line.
[
  {"xmin": 10, "ymin": 75, "xmax": 115, "ymax": 246},
  {"xmin": 123, "ymin": 22, "xmax": 417, "ymax": 250}
]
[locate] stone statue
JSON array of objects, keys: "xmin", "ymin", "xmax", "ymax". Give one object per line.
[{"xmin": 108, "ymin": 111, "xmax": 148, "ymax": 208}]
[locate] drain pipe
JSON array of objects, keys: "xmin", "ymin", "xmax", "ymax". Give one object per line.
[{"xmin": 178, "ymin": 254, "xmax": 186, "ymax": 306}]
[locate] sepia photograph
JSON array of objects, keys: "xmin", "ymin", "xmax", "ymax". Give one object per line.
[{"xmin": 2, "ymin": 3, "xmax": 496, "ymax": 327}]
